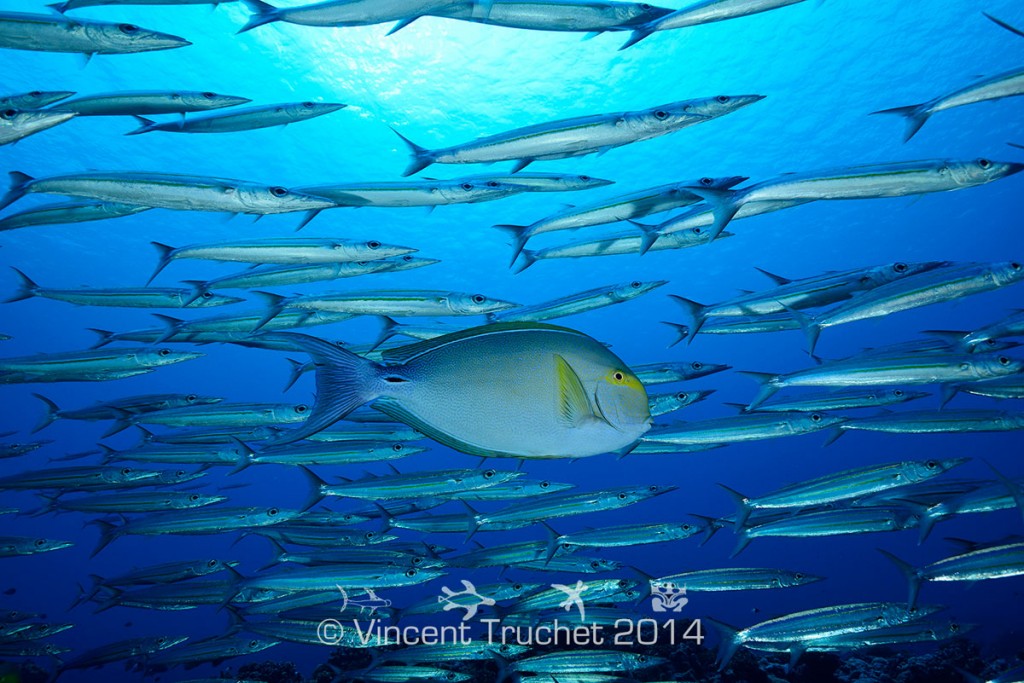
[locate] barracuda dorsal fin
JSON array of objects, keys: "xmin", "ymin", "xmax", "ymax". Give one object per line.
[
  {"xmin": 379, "ymin": 322, "xmax": 579, "ymax": 365},
  {"xmin": 555, "ymin": 354, "xmax": 593, "ymax": 428}
]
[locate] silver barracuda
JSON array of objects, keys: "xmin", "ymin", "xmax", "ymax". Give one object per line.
[
  {"xmin": 0, "ymin": 108, "xmax": 75, "ymax": 146},
  {"xmin": 236, "ymin": 564, "xmax": 445, "ymax": 592},
  {"xmin": 5, "ymin": 268, "xmax": 242, "ymax": 309},
  {"xmin": 881, "ymin": 542, "xmax": 1024, "ymax": 607},
  {"xmin": 49, "ymin": 90, "xmax": 250, "ymax": 115},
  {"xmin": 297, "ymin": 177, "xmax": 530, "ymax": 207},
  {"xmin": 380, "ymin": 641, "xmax": 530, "ymax": 663},
  {"xmin": 950, "ymin": 376, "xmax": 1024, "ymax": 401},
  {"xmin": 0, "ymin": 347, "xmax": 203, "ymax": 383},
  {"xmin": 684, "ymin": 158, "xmax": 1024, "ymax": 238},
  {"xmin": 431, "ymin": 0, "xmax": 674, "ymax": 33},
  {"xmin": 124, "ymin": 402, "xmax": 311, "ymax": 428},
  {"xmin": 623, "ymin": 0, "xmax": 808, "ymax": 48},
  {"xmin": 452, "ymin": 172, "xmax": 613, "ymax": 192},
  {"xmin": 644, "ymin": 411, "xmax": 846, "ymax": 447},
  {"xmin": 0, "ymin": 171, "xmax": 338, "ymax": 227},
  {"xmin": 496, "ymin": 175, "xmax": 746, "ymax": 262},
  {"xmin": 58, "ymin": 636, "xmax": 189, "ymax": 675},
  {"xmin": 37, "ymin": 490, "xmax": 227, "ymax": 514},
  {"xmin": 239, "ymin": 0, "xmax": 465, "ymax": 34},
  {"xmin": 547, "ymin": 521, "xmax": 704, "ymax": 558},
  {"xmin": 251, "ymin": 440, "xmax": 427, "ymax": 467},
  {"xmin": 631, "ymin": 359, "xmax": 730, "ymax": 384},
  {"xmin": 128, "ymin": 101, "xmax": 347, "ymax": 135},
  {"xmin": 399, "ymin": 581, "xmax": 541, "ymax": 619},
  {"xmin": 258, "ymin": 289, "xmax": 519, "ymax": 322},
  {"xmin": 651, "ymin": 567, "xmax": 823, "ymax": 592},
  {"xmin": 52, "ymin": 0, "xmax": 241, "ymax": 11},
  {"xmin": 490, "ymin": 280, "xmax": 666, "ymax": 322},
  {"xmin": 670, "ymin": 261, "xmax": 946, "ymax": 337},
  {"xmin": 742, "ymin": 352, "xmax": 1023, "ymax": 409},
  {"xmin": 732, "ymin": 507, "xmax": 921, "ymax": 556},
  {"xmin": 874, "ymin": 67, "xmax": 1024, "ymax": 141},
  {"xmin": 450, "ymin": 478, "xmax": 574, "ymax": 500},
  {"xmin": 0, "ymin": 90, "xmax": 75, "ymax": 108},
  {"xmin": 394, "ymin": 95, "xmax": 764, "ymax": 175},
  {"xmin": 0, "ymin": 12, "xmax": 190, "ymax": 56},
  {"xmin": 510, "ymin": 650, "xmax": 667, "ymax": 674},
  {"xmin": 749, "ymin": 388, "xmax": 929, "ymax": 413},
  {"xmin": 32, "ymin": 392, "xmax": 222, "ymax": 433},
  {"xmin": 0, "ymin": 536, "xmax": 74, "ymax": 557},
  {"xmin": 789, "ymin": 261, "xmax": 1024, "ymax": 353},
  {"xmin": 832, "ymin": 410, "xmax": 1024, "ymax": 438},
  {"xmin": 515, "ymin": 226, "xmax": 730, "ymax": 272},
  {"xmin": 648, "ymin": 388, "xmax": 715, "ymax": 415},
  {"xmin": 99, "ymin": 439, "xmax": 255, "ymax": 471},
  {"xmin": 0, "ymin": 200, "xmax": 150, "ymax": 232},
  {"xmin": 720, "ymin": 458, "xmax": 968, "ymax": 527},
  {"xmin": 953, "ymin": 310, "xmax": 1024, "ymax": 350},
  {"xmin": 302, "ymin": 466, "xmax": 522, "ymax": 504},
  {"xmin": 142, "ymin": 636, "xmax": 279, "ymax": 670}
]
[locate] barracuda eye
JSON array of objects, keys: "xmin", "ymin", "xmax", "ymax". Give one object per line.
[
  {"xmin": 35, "ymin": 539, "xmax": 46, "ymax": 547},
  {"xmin": 794, "ymin": 572, "xmax": 804, "ymax": 580},
  {"xmin": 121, "ymin": 467, "xmax": 132, "ymax": 475},
  {"xmin": 365, "ymin": 531, "xmax": 376, "ymax": 539},
  {"xmin": 811, "ymin": 413, "xmax": 823, "ymax": 422},
  {"xmin": 648, "ymin": 485, "xmax": 658, "ymax": 492},
  {"xmin": 630, "ymin": 280, "xmax": 641, "ymax": 288},
  {"xmin": 190, "ymin": 494, "xmax": 201, "ymax": 502},
  {"xmin": 461, "ymin": 183, "xmax": 473, "ymax": 190},
  {"xmin": 158, "ymin": 348, "xmax": 172, "ymax": 357},
  {"xmin": 580, "ymin": 175, "xmax": 591, "ymax": 181},
  {"xmin": 716, "ymin": 95, "xmax": 730, "ymax": 103},
  {"xmin": 540, "ymin": 481, "xmax": 549, "ymax": 488},
  {"xmin": 699, "ymin": 177, "xmax": 714, "ymax": 186},
  {"xmin": 201, "ymin": 291, "xmax": 212, "ymax": 299},
  {"xmin": 512, "ymin": 583, "xmax": 523, "ymax": 590},
  {"xmin": 411, "ymin": 556, "xmax": 422, "ymax": 565},
  {"xmin": 999, "ymin": 356, "xmax": 1011, "ymax": 365},
  {"xmin": 893, "ymin": 389, "xmax": 904, "ymax": 397},
  {"xmin": 392, "ymin": 443, "xmax": 403, "ymax": 452},
  {"xmin": 367, "ymin": 240, "xmax": 381, "ymax": 250},
  {"xmin": 186, "ymin": 394, "xmax": 197, "ymax": 401},
  {"xmin": 202, "ymin": 91, "xmax": 215, "ymax": 99},
  {"xmin": 925, "ymin": 460, "xmax": 937, "ymax": 469},
  {"xmin": 483, "ymin": 469, "xmax": 496, "ymax": 479},
  {"xmin": 472, "ymin": 294, "xmax": 486, "ymax": 304},
  {"xmin": 617, "ymin": 492, "xmax": 627, "ymax": 500},
  {"xmin": 302, "ymin": 101, "xmax": 314, "ymax": 108},
  {"xmin": 29, "ymin": 91, "xmax": 41, "ymax": 97},
  {"xmin": 405, "ymin": 569, "xmax": 417, "ymax": 577},
  {"xmin": 119, "ymin": 23, "xmax": 139, "ymax": 34},
  {"xmin": 486, "ymin": 181, "xmax": 499, "ymax": 188},
  {"xmin": 681, "ymin": 523, "xmax": 691, "ymax": 530},
  {"xmin": 639, "ymin": 3, "xmax": 652, "ymax": 9},
  {"xmin": 653, "ymin": 110, "xmax": 669, "ymax": 120},
  {"xmin": 893, "ymin": 262, "xmax": 908, "ymax": 273},
  {"xmin": 691, "ymin": 361, "xmax": 703, "ymax": 370},
  {"xmin": 270, "ymin": 186, "xmax": 288, "ymax": 197},
  {"xmin": 1013, "ymin": 262, "xmax": 1022, "ymax": 271},
  {"xmin": 978, "ymin": 158, "xmax": 992, "ymax": 169},
  {"xmin": 402, "ymin": 255, "xmax": 413, "ymax": 262},
  {"xmin": 950, "ymin": 623, "xmax": 960, "ymax": 632},
  {"xmin": 207, "ymin": 559, "xmax": 217, "ymax": 567},
  {"xmin": 676, "ymin": 392, "xmax": 688, "ymax": 400},
  {"xmin": 693, "ymin": 227, "xmax": 703, "ymax": 235},
  {"xmin": 267, "ymin": 507, "xmax": 279, "ymax": 516},
  {"xmin": 295, "ymin": 404, "xmax": 308, "ymax": 414},
  {"xmin": 638, "ymin": 655, "xmax": 648, "ymax": 663},
  {"xmin": 1, "ymin": 110, "xmax": 16, "ymax": 120},
  {"xmin": 176, "ymin": 469, "xmax": 186, "ymax": 477}
]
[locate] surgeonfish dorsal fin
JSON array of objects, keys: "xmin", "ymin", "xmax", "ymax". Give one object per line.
[{"xmin": 379, "ymin": 322, "xmax": 579, "ymax": 365}]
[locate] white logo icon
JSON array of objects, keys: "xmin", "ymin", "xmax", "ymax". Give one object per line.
[
  {"xmin": 438, "ymin": 580, "xmax": 495, "ymax": 621},
  {"xmin": 650, "ymin": 582, "xmax": 688, "ymax": 613},
  {"xmin": 552, "ymin": 580, "xmax": 589, "ymax": 621}
]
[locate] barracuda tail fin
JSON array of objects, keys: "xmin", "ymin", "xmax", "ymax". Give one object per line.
[
  {"xmin": 871, "ymin": 103, "xmax": 932, "ymax": 143},
  {"xmin": 689, "ymin": 513, "xmax": 725, "ymax": 546},
  {"xmin": 511, "ymin": 249, "xmax": 538, "ymax": 274},
  {"xmin": 492, "ymin": 224, "xmax": 531, "ymax": 268},
  {"xmin": 736, "ymin": 371, "xmax": 780, "ymax": 410},
  {"xmin": 47, "ymin": 2, "xmax": 72, "ymax": 13},
  {"xmin": 31, "ymin": 393, "xmax": 60, "ymax": 433},
  {"xmin": 147, "ymin": 242, "xmax": 176, "ymax": 285},
  {"xmin": 251, "ymin": 291, "xmax": 288, "ymax": 331},
  {"xmin": 1, "ymin": 172, "xmax": 33, "ymax": 211},
  {"xmin": 877, "ymin": 549, "xmax": 923, "ymax": 608},
  {"xmin": 705, "ymin": 617, "xmax": 743, "ymax": 670},
  {"xmin": 667, "ymin": 295, "xmax": 708, "ymax": 339},
  {"xmin": 986, "ymin": 460, "xmax": 1024, "ymax": 523},
  {"xmin": 371, "ymin": 316, "xmax": 400, "ymax": 351},
  {"xmin": 179, "ymin": 280, "xmax": 209, "ymax": 307},
  {"xmin": 124, "ymin": 115, "xmax": 157, "ymax": 136},
  {"xmin": 729, "ymin": 528, "xmax": 753, "ymax": 558},
  {"xmin": 282, "ymin": 357, "xmax": 312, "ymax": 392},
  {"xmin": 780, "ymin": 303, "xmax": 822, "ymax": 355},
  {"xmin": 87, "ymin": 328, "xmax": 115, "ymax": 348},
  {"xmin": 238, "ymin": 0, "xmax": 281, "ymax": 33},
  {"xmin": 629, "ymin": 219, "xmax": 661, "ymax": 255},
  {"xmin": 5, "ymin": 267, "xmax": 40, "ymax": 303},
  {"xmin": 257, "ymin": 332, "xmax": 384, "ymax": 445},
  {"xmin": 660, "ymin": 321, "xmax": 690, "ymax": 348},
  {"xmin": 89, "ymin": 519, "xmax": 124, "ymax": 558},
  {"xmin": 392, "ymin": 128, "xmax": 436, "ymax": 176},
  {"xmin": 682, "ymin": 186, "xmax": 740, "ymax": 239},
  {"xmin": 717, "ymin": 484, "xmax": 753, "ymax": 529}
]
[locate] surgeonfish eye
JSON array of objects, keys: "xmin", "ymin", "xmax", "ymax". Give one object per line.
[
  {"xmin": 699, "ymin": 177, "xmax": 714, "ymax": 186},
  {"xmin": 461, "ymin": 183, "xmax": 473, "ymax": 190},
  {"xmin": 978, "ymin": 158, "xmax": 992, "ymax": 169},
  {"xmin": 158, "ymin": 348, "xmax": 172, "ymax": 357},
  {"xmin": 893, "ymin": 262, "xmax": 908, "ymax": 273},
  {"xmin": 269, "ymin": 186, "xmax": 288, "ymax": 197},
  {"xmin": 613, "ymin": 371, "xmax": 624, "ymax": 381},
  {"xmin": 367, "ymin": 240, "xmax": 381, "ymax": 249},
  {"xmin": 202, "ymin": 91, "xmax": 215, "ymax": 99},
  {"xmin": 295, "ymin": 404, "xmax": 308, "ymax": 414},
  {"xmin": 716, "ymin": 95, "xmax": 730, "ymax": 103},
  {"xmin": 653, "ymin": 110, "xmax": 669, "ymax": 120},
  {"xmin": 118, "ymin": 23, "xmax": 140, "ymax": 34},
  {"xmin": 472, "ymin": 294, "xmax": 486, "ymax": 304},
  {"xmin": 811, "ymin": 413, "xmax": 822, "ymax": 422},
  {"xmin": 999, "ymin": 356, "xmax": 1011, "ymax": 365},
  {"xmin": 630, "ymin": 280, "xmax": 641, "ymax": 288},
  {"xmin": 1, "ymin": 110, "xmax": 16, "ymax": 119}
]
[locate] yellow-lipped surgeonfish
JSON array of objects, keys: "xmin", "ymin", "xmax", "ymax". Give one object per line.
[{"xmin": 260, "ymin": 322, "xmax": 652, "ymax": 458}]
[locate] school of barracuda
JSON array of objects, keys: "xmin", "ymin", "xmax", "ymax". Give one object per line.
[{"xmin": 0, "ymin": 0, "xmax": 1023, "ymax": 681}]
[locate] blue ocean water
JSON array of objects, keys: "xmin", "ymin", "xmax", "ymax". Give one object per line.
[{"xmin": 1, "ymin": 0, "xmax": 1023, "ymax": 680}]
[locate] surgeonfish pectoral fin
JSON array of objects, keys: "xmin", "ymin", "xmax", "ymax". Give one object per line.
[{"xmin": 554, "ymin": 354, "xmax": 595, "ymax": 428}]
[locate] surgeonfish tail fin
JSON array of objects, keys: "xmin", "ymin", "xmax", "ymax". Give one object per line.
[
  {"xmin": 492, "ymin": 224, "xmax": 531, "ymax": 268},
  {"xmin": 736, "ymin": 371, "xmax": 780, "ymax": 410},
  {"xmin": 256, "ymin": 332, "xmax": 384, "ymax": 445},
  {"xmin": 667, "ymin": 295, "xmax": 707, "ymax": 338},
  {"xmin": 870, "ymin": 103, "xmax": 931, "ymax": 142},
  {"xmin": 31, "ymin": 393, "xmax": 60, "ymax": 434},
  {"xmin": 5, "ymin": 267, "xmax": 40, "ymax": 303},
  {"xmin": 659, "ymin": 321, "xmax": 690, "ymax": 348},
  {"xmin": 1, "ymin": 171, "xmax": 33, "ymax": 211},
  {"xmin": 392, "ymin": 127, "xmax": 435, "ymax": 176},
  {"xmin": 877, "ymin": 549, "xmax": 922, "ymax": 608},
  {"xmin": 124, "ymin": 115, "xmax": 157, "ymax": 136},
  {"xmin": 147, "ymin": 241, "xmax": 176, "ymax": 285},
  {"xmin": 681, "ymin": 186, "xmax": 740, "ymax": 239},
  {"xmin": 238, "ymin": 0, "xmax": 280, "ymax": 33},
  {"xmin": 705, "ymin": 616, "xmax": 743, "ymax": 670}
]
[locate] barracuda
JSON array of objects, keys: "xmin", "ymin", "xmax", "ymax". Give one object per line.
[
  {"xmin": 511, "ymin": 650, "xmax": 667, "ymax": 674},
  {"xmin": 832, "ymin": 410, "xmax": 1024, "ymax": 439},
  {"xmin": 648, "ymin": 388, "xmax": 715, "ymax": 415},
  {"xmin": 0, "ymin": 12, "xmax": 190, "ymax": 55},
  {"xmin": 0, "ymin": 465, "xmax": 162, "ymax": 491},
  {"xmin": 431, "ymin": 0, "xmax": 674, "ymax": 33},
  {"xmin": 650, "ymin": 567, "xmax": 823, "ymax": 592},
  {"xmin": 130, "ymin": 101, "xmax": 346, "ymax": 135},
  {"xmin": 0, "ymin": 108, "xmax": 75, "ymax": 146},
  {"xmin": 58, "ymin": 636, "xmax": 189, "ymax": 675},
  {"xmin": 496, "ymin": 175, "xmax": 746, "ymax": 262},
  {"xmin": 505, "ymin": 579, "xmax": 642, "ymax": 614},
  {"xmin": 733, "ymin": 507, "xmax": 920, "ymax": 556},
  {"xmin": 0, "ymin": 536, "xmax": 74, "ymax": 557},
  {"xmin": 621, "ymin": 0, "xmax": 809, "ymax": 48},
  {"xmin": 749, "ymin": 388, "xmax": 929, "ymax": 413},
  {"xmin": 50, "ymin": 90, "xmax": 250, "ymax": 115},
  {"xmin": 631, "ymin": 359, "xmax": 730, "ymax": 384},
  {"xmin": 491, "ymin": 280, "xmax": 666, "ymax": 322},
  {"xmin": 38, "ymin": 490, "xmax": 227, "ymax": 514},
  {"xmin": 298, "ymin": 176, "xmax": 530, "ymax": 207},
  {"xmin": 239, "ymin": 0, "xmax": 465, "ymax": 34},
  {"xmin": 0, "ymin": 90, "xmax": 75, "ymax": 108},
  {"xmin": 644, "ymin": 411, "xmax": 846, "ymax": 446},
  {"xmin": 394, "ymin": 95, "xmax": 764, "ymax": 176},
  {"xmin": 258, "ymin": 289, "xmax": 519, "ymax": 323},
  {"xmin": 302, "ymin": 466, "xmax": 521, "ymax": 504},
  {"xmin": 251, "ymin": 440, "xmax": 427, "ymax": 466},
  {"xmin": 881, "ymin": 542, "xmax": 1024, "ymax": 607},
  {"xmin": 0, "ymin": 346, "xmax": 203, "ymax": 383}
]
